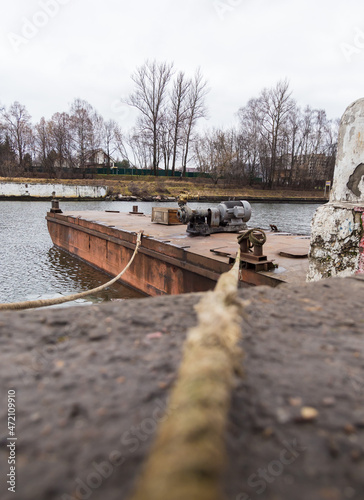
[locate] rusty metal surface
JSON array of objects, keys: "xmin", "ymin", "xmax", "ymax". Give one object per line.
[
  {"xmin": 239, "ymin": 268, "xmax": 285, "ymax": 287},
  {"xmin": 279, "ymin": 247, "xmax": 309, "ymax": 258},
  {"xmin": 47, "ymin": 210, "xmax": 311, "ymax": 293}
]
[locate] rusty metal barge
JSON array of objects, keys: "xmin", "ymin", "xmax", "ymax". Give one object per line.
[{"xmin": 46, "ymin": 202, "xmax": 310, "ymax": 296}]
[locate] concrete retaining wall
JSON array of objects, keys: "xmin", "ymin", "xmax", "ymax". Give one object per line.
[
  {"xmin": 0, "ymin": 182, "xmax": 108, "ymax": 199},
  {"xmin": 308, "ymin": 97, "xmax": 364, "ymax": 281},
  {"xmin": 307, "ymin": 204, "xmax": 364, "ymax": 280}
]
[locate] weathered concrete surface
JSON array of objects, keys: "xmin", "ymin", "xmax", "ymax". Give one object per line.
[
  {"xmin": 0, "ymin": 277, "xmax": 364, "ymax": 500},
  {"xmin": 308, "ymin": 98, "xmax": 364, "ymax": 281},
  {"xmin": 307, "ymin": 204, "xmax": 364, "ymax": 280},
  {"xmin": 331, "ymin": 98, "xmax": 364, "ymax": 204},
  {"xmin": 0, "ymin": 182, "xmax": 107, "ymax": 199}
]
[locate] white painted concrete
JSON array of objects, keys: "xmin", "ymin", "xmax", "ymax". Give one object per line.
[
  {"xmin": 331, "ymin": 97, "xmax": 364, "ymax": 203},
  {"xmin": 0, "ymin": 182, "xmax": 108, "ymax": 199},
  {"xmin": 307, "ymin": 204, "xmax": 362, "ymax": 281}
]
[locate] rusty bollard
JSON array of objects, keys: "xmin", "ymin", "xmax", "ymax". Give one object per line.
[{"xmin": 50, "ymin": 200, "xmax": 62, "ymax": 214}]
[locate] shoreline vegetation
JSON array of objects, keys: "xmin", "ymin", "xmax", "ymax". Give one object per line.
[{"xmin": 0, "ymin": 176, "xmax": 328, "ymax": 203}]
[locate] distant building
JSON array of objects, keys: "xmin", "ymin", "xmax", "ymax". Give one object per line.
[
  {"xmin": 54, "ymin": 149, "xmax": 116, "ymax": 169},
  {"xmin": 84, "ymin": 149, "xmax": 115, "ymax": 168},
  {"xmin": 274, "ymin": 153, "xmax": 334, "ymax": 185}
]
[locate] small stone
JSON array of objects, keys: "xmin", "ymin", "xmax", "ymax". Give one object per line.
[
  {"xmin": 350, "ymin": 449, "xmax": 362, "ymax": 462},
  {"xmin": 262, "ymin": 427, "xmax": 274, "ymax": 438},
  {"xmin": 58, "ymin": 418, "xmax": 68, "ymax": 428},
  {"xmin": 289, "ymin": 397, "xmax": 303, "ymax": 407},
  {"xmin": 41, "ymin": 424, "xmax": 52, "ymax": 436},
  {"xmin": 339, "ymin": 319, "xmax": 356, "ymax": 327},
  {"xmin": 353, "ymin": 410, "xmax": 364, "ymax": 428},
  {"xmin": 322, "ymin": 397, "xmax": 336, "ymax": 407},
  {"xmin": 300, "ymin": 407, "xmax": 319, "ymax": 421},
  {"xmin": 116, "ymin": 376, "xmax": 126, "ymax": 384},
  {"xmin": 304, "ymin": 306, "xmax": 322, "ymax": 312},
  {"xmin": 57, "ymin": 336, "xmax": 69, "ymax": 343},
  {"xmin": 89, "ymin": 331, "xmax": 107, "ymax": 341},
  {"xmin": 344, "ymin": 424, "xmax": 356, "ymax": 435},
  {"xmin": 276, "ymin": 407, "xmax": 291, "ymax": 424},
  {"xmin": 30, "ymin": 412, "xmax": 41, "ymax": 422},
  {"xmin": 328, "ymin": 438, "xmax": 340, "ymax": 458},
  {"xmin": 146, "ymin": 332, "xmax": 163, "ymax": 339},
  {"xmin": 96, "ymin": 407, "xmax": 107, "ymax": 416}
]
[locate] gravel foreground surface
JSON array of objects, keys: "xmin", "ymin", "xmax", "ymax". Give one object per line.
[{"xmin": 0, "ymin": 276, "xmax": 363, "ymax": 500}]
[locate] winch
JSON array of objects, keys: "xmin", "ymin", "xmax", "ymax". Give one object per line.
[{"xmin": 177, "ymin": 199, "xmax": 252, "ymax": 236}]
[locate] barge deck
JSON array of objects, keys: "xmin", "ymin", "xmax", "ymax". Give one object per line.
[{"xmin": 46, "ymin": 209, "xmax": 310, "ymax": 296}]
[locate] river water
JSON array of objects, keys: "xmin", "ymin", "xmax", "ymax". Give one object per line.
[{"xmin": 0, "ymin": 200, "xmax": 322, "ymax": 306}]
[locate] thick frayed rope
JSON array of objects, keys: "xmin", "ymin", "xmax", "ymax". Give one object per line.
[{"xmin": 129, "ymin": 249, "xmax": 243, "ymax": 500}]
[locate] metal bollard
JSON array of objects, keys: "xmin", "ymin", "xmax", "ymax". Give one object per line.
[{"xmin": 50, "ymin": 200, "xmax": 62, "ymax": 214}]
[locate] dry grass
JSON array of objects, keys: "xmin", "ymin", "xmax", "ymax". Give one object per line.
[{"xmin": 0, "ymin": 176, "xmax": 326, "ymax": 200}]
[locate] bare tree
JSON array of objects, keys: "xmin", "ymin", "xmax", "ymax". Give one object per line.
[
  {"xmin": 114, "ymin": 126, "xmax": 132, "ymax": 164},
  {"xmin": 48, "ymin": 112, "xmax": 73, "ymax": 169},
  {"xmin": 101, "ymin": 119, "xmax": 118, "ymax": 171},
  {"xmin": 34, "ymin": 117, "xmax": 55, "ymax": 173},
  {"xmin": 125, "ymin": 128, "xmax": 153, "ymax": 170},
  {"xmin": 181, "ymin": 69, "xmax": 209, "ymax": 176},
  {"xmin": 159, "ymin": 114, "xmax": 174, "ymax": 172},
  {"xmin": 0, "ymin": 126, "xmax": 16, "ymax": 176},
  {"xmin": 258, "ymin": 79, "xmax": 296, "ymax": 187},
  {"xmin": 69, "ymin": 98, "xmax": 98, "ymax": 169},
  {"xmin": 194, "ymin": 128, "xmax": 236, "ymax": 184},
  {"xmin": 237, "ymin": 98, "xmax": 264, "ymax": 184},
  {"xmin": 126, "ymin": 60, "xmax": 174, "ymax": 175},
  {"xmin": 169, "ymin": 71, "xmax": 191, "ymax": 175},
  {"xmin": 0, "ymin": 101, "xmax": 33, "ymax": 170}
]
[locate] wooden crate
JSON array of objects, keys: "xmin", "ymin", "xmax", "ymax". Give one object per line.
[{"xmin": 151, "ymin": 207, "xmax": 182, "ymax": 225}]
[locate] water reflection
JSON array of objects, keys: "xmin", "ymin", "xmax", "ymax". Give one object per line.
[
  {"xmin": 0, "ymin": 200, "xmax": 322, "ymax": 305},
  {"xmin": 46, "ymin": 246, "xmax": 143, "ymax": 305}
]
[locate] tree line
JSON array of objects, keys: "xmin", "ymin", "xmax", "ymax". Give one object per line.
[
  {"xmin": 0, "ymin": 61, "xmax": 339, "ymax": 188},
  {"xmin": 195, "ymin": 80, "xmax": 339, "ymax": 188}
]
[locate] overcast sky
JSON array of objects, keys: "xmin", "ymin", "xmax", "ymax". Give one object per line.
[{"xmin": 1, "ymin": 0, "xmax": 363, "ymax": 131}]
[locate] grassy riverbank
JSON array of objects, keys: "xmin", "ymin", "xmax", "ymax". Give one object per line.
[{"xmin": 0, "ymin": 176, "xmax": 328, "ymax": 201}]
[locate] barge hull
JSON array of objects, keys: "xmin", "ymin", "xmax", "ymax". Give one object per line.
[
  {"xmin": 46, "ymin": 212, "xmax": 227, "ymax": 296},
  {"xmin": 46, "ymin": 210, "xmax": 310, "ymax": 295}
]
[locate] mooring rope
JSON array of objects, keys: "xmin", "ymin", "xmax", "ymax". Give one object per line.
[
  {"xmin": 238, "ymin": 228, "xmax": 267, "ymax": 247},
  {"xmin": 129, "ymin": 249, "xmax": 243, "ymax": 500},
  {"xmin": 0, "ymin": 232, "xmax": 143, "ymax": 311}
]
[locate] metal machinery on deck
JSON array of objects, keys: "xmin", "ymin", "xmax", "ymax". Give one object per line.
[{"xmin": 177, "ymin": 199, "xmax": 252, "ymax": 236}]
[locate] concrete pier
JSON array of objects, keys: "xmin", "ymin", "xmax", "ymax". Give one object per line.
[
  {"xmin": 0, "ymin": 181, "xmax": 108, "ymax": 199},
  {"xmin": 0, "ymin": 276, "xmax": 363, "ymax": 500},
  {"xmin": 308, "ymin": 98, "xmax": 364, "ymax": 280}
]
